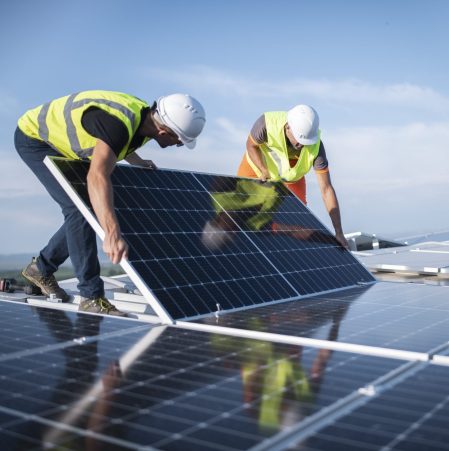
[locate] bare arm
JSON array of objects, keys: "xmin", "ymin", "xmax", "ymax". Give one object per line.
[
  {"xmin": 246, "ymin": 135, "xmax": 270, "ymax": 181},
  {"xmin": 87, "ymin": 139, "xmax": 128, "ymax": 264},
  {"xmin": 125, "ymin": 152, "xmax": 157, "ymax": 169},
  {"xmin": 315, "ymin": 170, "xmax": 348, "ymax": 248}
]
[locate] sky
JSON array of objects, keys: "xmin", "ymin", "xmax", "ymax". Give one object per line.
[{"xmin": 0, "ymin": 0, "xmax": 448, "ymax": 254}]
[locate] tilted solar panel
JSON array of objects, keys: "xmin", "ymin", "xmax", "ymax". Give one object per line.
[{"xmin": 45, "ymin": 157, "xmax": 374, "ymax": 322}]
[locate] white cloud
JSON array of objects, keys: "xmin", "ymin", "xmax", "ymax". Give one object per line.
[
  {"xmin": 0, "ymin": 194, "xmax": 62, "ymax": 254},
  {"xmin": 308, "ymin": 121, "xmax": 449, "ymax": 235},
  {"xmin": 146, "ymin": 66, "xmax": 449, "ymax": 113},
  {"xmin": 0, "ymin": 151, "xmax": 63, "ymax": 253},
  {"xmin": 215, "ymin": 117, "xmax": 247, "ymax": 145},
  {"xmin": 0, "ymin": 156, "xmax": 49, "ymax": 199},
  {"xmin": 325, "ymin": 121, "xmax": 449, "ymax": 189}
]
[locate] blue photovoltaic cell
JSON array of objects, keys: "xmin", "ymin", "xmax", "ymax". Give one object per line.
[
  {"xmin": 47, "ymin": 158, "xmax": 374, "ymax": 321},
  {"xmin": 198, "ymin": 282, "xmax": 449, "ymax": 353},
  {"xmin": 0, "ymin": 300, "xmax": 145, "ymax": 357},
  {"xmin": 297, "ymin": 363, "xmax": 449, "ymax": 450},
  {"xmin": 0, "ymin": 301, "xmax": 404, "ymax": 451}
]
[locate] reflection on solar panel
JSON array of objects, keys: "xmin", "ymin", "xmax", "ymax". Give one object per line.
[
  {"xmin": 45, "ymin": 157, "xmax": 374, "ymax": 322},
  {"xmin": 1, "ymin": 294, "xmax": 449, "ymax": 450},
  {"xmin": 0, "ymin": 301, "xmax": 411, "ymax": 450},
  {"xmin": 197, "ymin": 282, "xmax": 449, "ymax": 354}
]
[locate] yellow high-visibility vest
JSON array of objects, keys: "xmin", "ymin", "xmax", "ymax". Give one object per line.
[
  {"xmin": 18, "ymin": 90, "xmax": 150, "ymax": 161},
  {"xmin": 246, "ymin": 111, "xmax": 321, "ymax": 182}
]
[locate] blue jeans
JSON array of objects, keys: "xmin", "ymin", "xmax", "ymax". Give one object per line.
[{"xmin": 14, "ymin": 127, "xmax": 104, "ymax": 298}]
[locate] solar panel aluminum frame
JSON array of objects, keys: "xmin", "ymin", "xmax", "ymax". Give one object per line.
[
  {"xmin": 44, "ymin": 156, "xmax": 174, "ymax": 324},
  {"xmin": 44, "ymin": 156, "xmax": 375, "ymax": 324},
  {"xmin": 175, "ymin": 320, "xmax": 431, "ymax": 362}
]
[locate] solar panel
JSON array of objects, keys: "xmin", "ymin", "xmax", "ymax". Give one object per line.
[
  {"xmin": 194, "ymin": 282, "xmax": 449, "ymax": 354},
  {"xmin": 0, "ymin": 300, "xmax": 146, "ymax": 359},
  {"xmin": 2, "ymin": 276, "xmax": 449, "ymax": 450},
  {"xmin": 293, "ymin": 363, "xmax": 449, "ymax": 450},
  {"xmin": 45, "ymin": 157, "xmax": 374, "ymax": 322},
  {"xmin": 0, "ymin": 301, "xmax": 407, "ymax": 451}
]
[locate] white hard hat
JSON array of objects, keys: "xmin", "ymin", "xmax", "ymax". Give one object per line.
[
  {"xmin": 156, "ymin": 93, "xmax": 206, "ymax": 149},
  {"xmin": 287, "ymin": 105, "xmax": 319, "ymax": 145},
  {"xmin": 201, "ymin": 220, "xmax": 234, "ymax": 251}
]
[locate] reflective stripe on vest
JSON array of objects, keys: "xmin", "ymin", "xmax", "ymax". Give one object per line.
[
  {"xmin": 246, "ymin": 111, "xmax": 321, "ymax": 182},
  {"xmin": 18, "ymin": 91, "xmax": 149, "ymax": 161}
]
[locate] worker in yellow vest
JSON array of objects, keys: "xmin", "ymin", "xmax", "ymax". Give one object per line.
[
  {"xmin": 15, "ymin": 91, "xmax": 206, "ymax": 315},
  {"xmin": 237, "ymin": 105, "xmax": 348, "ymax": 248}
]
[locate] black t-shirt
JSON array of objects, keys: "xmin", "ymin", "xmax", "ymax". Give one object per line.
[{"xmin": 81, "ymin": 106, "xmax": 150, "ymax": 156}]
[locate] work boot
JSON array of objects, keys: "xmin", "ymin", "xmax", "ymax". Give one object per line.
[
  {"xmin": 79, "ymin": 296, "xmax": 127, "ymax": 317},
  {"xmin": 22, "ymin": 257, "xmax": 70, "ymax": 302}
]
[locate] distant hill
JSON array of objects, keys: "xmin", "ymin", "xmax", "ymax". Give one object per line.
[
  {"xmin": 0, "ymin": 252, "xmax": 113, "ymax": 271},
  {"xmin": 0, "ymin": 253, "xmax": 53, "ymax": 271}
]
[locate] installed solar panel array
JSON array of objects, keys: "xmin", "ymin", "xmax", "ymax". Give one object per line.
[
  {"xmin": 2, "ymin": 284, "xmax": 449, "ymax": 450},
  {"xmin": 2, "ymin": 158, "xmax": 449, "ymax": 450},
  {"xmin": 45, "ymin": 157, "xmax": 374, "ymax": 322}
]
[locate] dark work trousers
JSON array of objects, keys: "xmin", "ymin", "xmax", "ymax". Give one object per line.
[{"xmin": 14, "ymin": 127, "xmax": 104, "ymax": 299}]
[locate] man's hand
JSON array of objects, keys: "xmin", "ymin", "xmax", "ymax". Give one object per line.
[
  {"xmin": 103, "ymin": 232, "xmax": 128, "ymax": 264},
  {"xmin": 259, "ymin": 168, "xmax": 271, "ymax": 182},
  {"xmin": 335, "ymin": 232, "xmax": 349, "ymax": 249},
  {"xmin": 102, "ymin": 360, "xmax": 123, "ymax": 392},
  {"xmin": 316, "ymin": 171, "xmax": 349, "ymax": 249},
  {"xmin": 142, "ymin": 159, "xmax": 157, "ymax": 170},
  {"xmin": 125, "ymin": 153, "xmax": 157, "ymax": 169},
  {"xmin": 246, "ymin": 136, "xmax": 270, "ymax": 182}
]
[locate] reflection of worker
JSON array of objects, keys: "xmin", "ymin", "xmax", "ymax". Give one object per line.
[
  {"xmin": 210, "ymin": 302, "xmax": 349, "ymax": 431},
  {"xmin": 15, "ymin": 91, "xmax": 206, "ymax": 315},
  {"xmin": 85, "ymin": 360, "xmax": 123, "ymax": 451},
  {"xmin": 202, "ymin": 179, "xmax": 282, "ymax": 250},
  {"xmin": 202, "ymin": 178, "xmax": 336, "ymax": 251},
  {"xmin": 237, "ymin": 105, "xmax": 348, "ymax": 248},
  {"xmin": 31, "ymin": 309, "xmax": 124, "ymax": 450}
]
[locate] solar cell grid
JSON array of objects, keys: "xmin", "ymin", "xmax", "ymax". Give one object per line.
[
  {"xmin": 0, "ymin": 311, "xmax": 406, "ymax": 451},
  {"xmin": 46, "ymin": 158, "xmax": 374, "ymax": 322},
  {"xmin": 296, "ymin": 364, "xmax": 449, "ymax": 451},
  {"xmin": 0, "ymin": 301, "xmax": 143, "ymax": 358},
  {"xmin": 198, "ymin": 282, "xmax": 449, "ymax": 354}
]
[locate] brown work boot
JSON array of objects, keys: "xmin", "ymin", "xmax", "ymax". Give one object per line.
[
  {"xmin": 22, "ymin": 257, "xmax": 70, "ymax": 302},
  {"xmin": 79, "ymin": 296, "xmax": 127, "ymax": 317}
]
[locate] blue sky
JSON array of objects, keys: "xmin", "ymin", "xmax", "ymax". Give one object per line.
[{"xmin": 1, "ymin": 0, "xmax": 448, "ymax": 253}]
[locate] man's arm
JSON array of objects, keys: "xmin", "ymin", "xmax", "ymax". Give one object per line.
[
  {"xmin": 87, "ymin": 139, "xmax": 128, "ymax": 264},
  {"xmin": 125, "ymin": 152, "xmax": 157, "ymax": 169},
  {"xmin": 246, "ymin": 136, "xmax": 270, "ymax": 181},
  {"xmin": 315, "ymin": 170, "xmax": 348, "ymax": 248}
]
